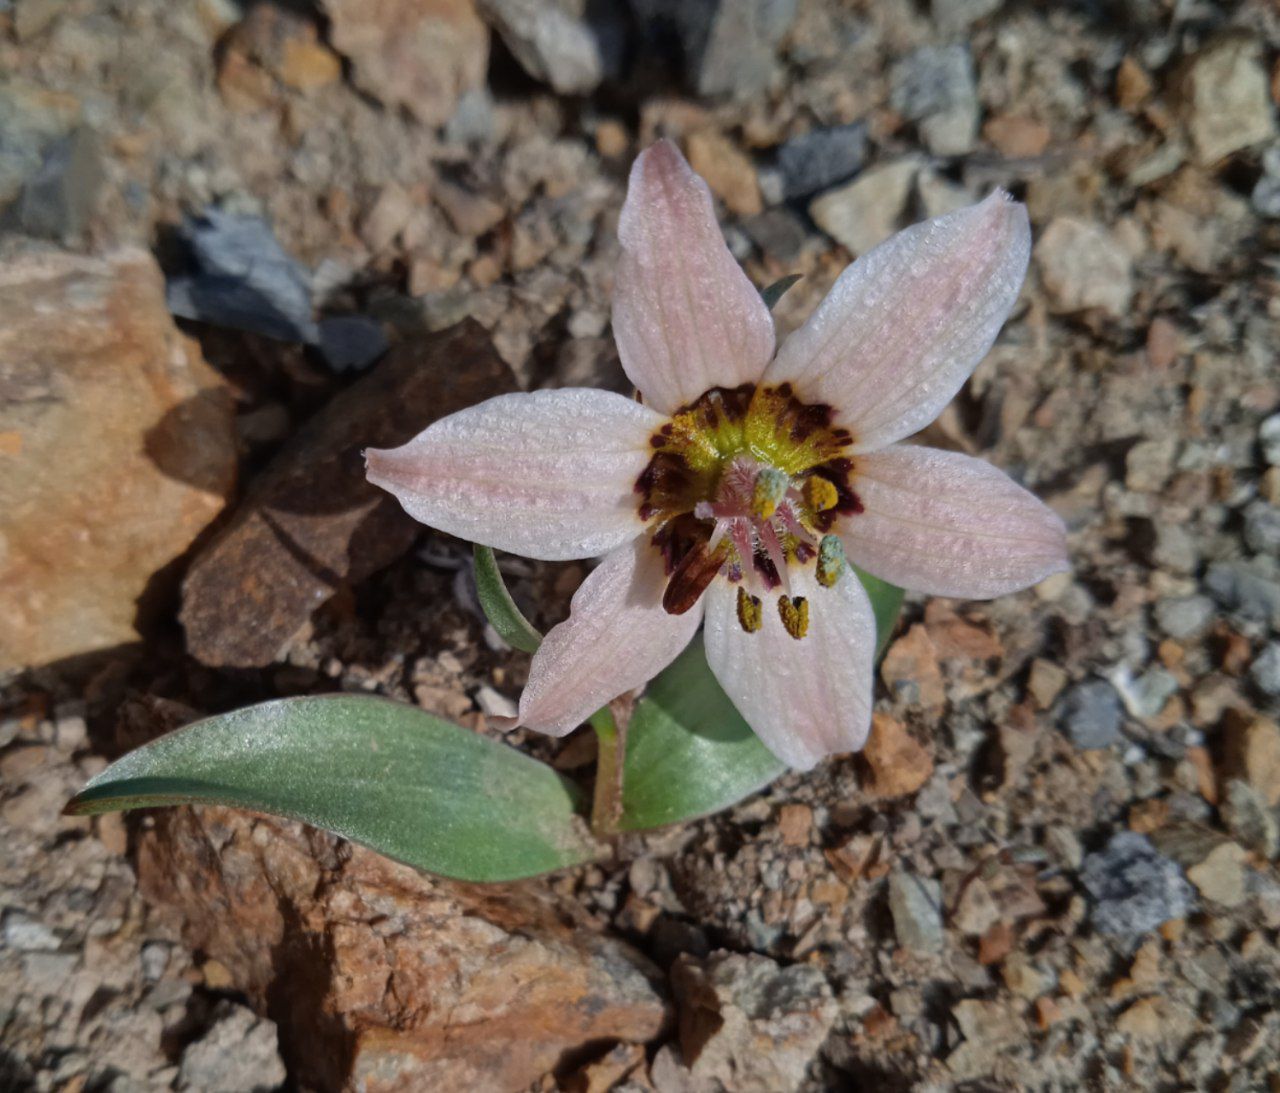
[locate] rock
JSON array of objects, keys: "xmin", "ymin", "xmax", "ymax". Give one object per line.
[
  {"xmin": 1244, "ymin": 502, "xmax": 1280, "ymax": 555},
  {"xmin": 983, "ymin": 115, "xmax": 1051, "ymax": 158},
  {"xmin": 180, "ymin": 319, "xmax": 515, "ymax": 668},
  {"xmin": 432, "ymin": 178, "xmax": 505, "ymax": 238},
  {"xmin": 0, "ymin": 246, "xmax": 236, "ymax": 670},
  {"xmin": 741, "ymin": 208, "xmax": 807, "ymax": 264},
  {"xmin": 859, "ymin": 713, "xmax": 934, "ymax": 799},
  {"xmin": 2, "ymin": 910, "xmax": 60, "ymax": 952},
  {"xmin": 1057, "ymin": 680, "xmax": 1123, "ymax": 749},
  {"xmin": 10, "ymin": 125, "xmax": 104, "ymax": 242},
  {"xmin": 776, "ymin": 123, "xmax": 866, "ymax": 199},
  {"xmin": 1035, "ymin": 217, "xmax": 1134, "ymax": 316},
  {"xmin": 320, "ymin": 0, "xmax": 489, "ymax": 126},
  {"xmin": 776, "ymin": 803, "xmax": 812, "ymax": 847},
  {"xmin": 1220, "ymin": 779, "xmax": 1280, "ymax": 858},
  {"xmin": 177, "ymin": 1000, "xmax": 286, "ymax": 1093},
  {"xmin": 478, "ymin": 0, "xmax": 603, "ymax": 94},
  {"xmin": 880, "ymin": 623, "xmax": 945, "ymax": 710},
  {"xmin": 669, "ymin": 951, "xmax": 836, "ymax": 1093},
  {"xmin": 930, "ymin": 0, "xmax": 1001, "ymax": 33},
  {"xmin": 1109, "ymin": 666, "xmax": 1179, "ymax": 721},
  {"xmin": 1252, "ymin": 643, "xmax": 1280, "ymax": 697},
  {"xmin": 316, "ymin": 315, "xmax": 388, "ymax": 373},
  {"xmin": 1152, "ymin": 824, "xmax": 1248, "ymax": 908},
  {"xmin": 1027, "ymin": 659, "xmax": 1069, "ymax": 709},
  {"xmin": 1222, "ymin": 710, "xmax": 1280, "ymax": 806},
  {"xmin": 1177, "ymin": 37, "xmax": 1276, "ymax": 166},
  {"xmin": 138, "ymin": 804, "xmax": 668, "ymax": 1093},
  {"xmin": 220, "ymin": 3, "xmax": 341, "ymax": 99},
  {"xmin": 889, "ymin": 45, "xmax": 979, "ymax": 156},
  {"xmin": 1154, "ymin": 595, "xmax": 1216, "ymax": 641},
  {"xmin": 1205, "ymin": 559, "xmax": 1280, "ymax": 630},
  {"xmin": 1081, "ymin": 832, "xmax": 1195, "ymax": 940},
  {"xmin": 686, "ymin": 129, "xmax": 761, "ymax": 217},
  {"xmin": 888, "ymin": 870, "xmax": 944, "ymax": 954},
  {"xmin": 1153, "ymin": 522, "xmax": 1199, "ymax": 574},
  {"xmin": 1124, "ymin": 437, "xmax": 1177, "ymax": 492},
  {"xmin": 952, "ymin": 877, "xmax": 1001, "ymax": 937},
  {"xmin": 810, "ymin": 157, "xmax": 918, "ymax": 255},
  {"xmin": 630, "ymin": 0, "xmax": 798, "ymax": 100},
  {"xmin": 166, "ymin": 210, "xmax": 317, "ymax": 343},
  {"xmin": 1261, "ymin": 413, "xmax": 1280, "ymax": 467}
]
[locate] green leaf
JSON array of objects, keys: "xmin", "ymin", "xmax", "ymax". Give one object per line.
[
  {"xmin": 618, "ymin": 569, "xmax": 904, "ymax": 831},
  {"xmin": 473, "ymin": 544, "xmax": 542, "ymax": 653},
  {"xmin": 760, "ymin": 273, "xmax": 802, "ymax": 311},
  {"xmin": 855, "ymin": 565, "xmax": 906, "ymax": 659},
  {"xmin": 66, "ymin": 694, "xmax": 601, "ymax": 882},
  {"xmin": 619, "ymin": 636, "xmax": 785, "ymax": 832}
]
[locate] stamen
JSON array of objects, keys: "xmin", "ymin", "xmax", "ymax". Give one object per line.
[
  {"xmin": 663, "ymin": 540, "xmax": 725, "ymax": 615},
  {"xmin": 736, "ymin": 587, "xmax": 763, "ymax": 633},
  {"xmin": 816, "ymin": 534, "xmax": 847, "ymax": 588},
  {"xmin": 777, "ymin": 595, "xmax": 809, "ymax": 640},
  {"xmin": 802, "ymin": 475, "xmax": 839, "ymax": 514},
  {"xmin": 751, "ymin": 467, "xmax": 789, "ymax": 520}
]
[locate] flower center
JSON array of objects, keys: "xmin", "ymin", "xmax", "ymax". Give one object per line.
[{"xmin": 635, "ymin": 384, "xmax": 862, "ymax": 633}]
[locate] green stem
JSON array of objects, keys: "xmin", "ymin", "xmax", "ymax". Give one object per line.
[{"xmin": 589, "ymin": 705, "xmax": 626, "ymax": 838}]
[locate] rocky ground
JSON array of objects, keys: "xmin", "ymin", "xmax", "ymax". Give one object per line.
[{"xmin": 3, "ymin": 0, "xmax": 1280, "ymax": 1089}]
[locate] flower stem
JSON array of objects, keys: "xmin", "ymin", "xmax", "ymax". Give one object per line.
[{"xmin": 589, "ymin": 705, "xmax": 626, "ymax": 837}]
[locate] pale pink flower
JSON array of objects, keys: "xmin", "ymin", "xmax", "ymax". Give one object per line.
[{"xmin": 367, "ymin": 140, "xmax": 1068, "ymax": 770}]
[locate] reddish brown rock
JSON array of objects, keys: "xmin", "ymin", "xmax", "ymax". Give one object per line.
[
  {"xmin": 880, "ymin": 624, "xmax": 946, "ymax": 710},
  {"xmin": 137, "ymin": 805, "xmax": 669, "ymax": 1092},
  {"xmin": 859, "ymin": 713, "xmax": 934, "ymax": 799},
  {"xmin": 320, "ymin": 0, "xmax": 489, "ymax": 126},
  {"xmin": 180, "ymin": 319, "xmax": 515, "ymax": 667},
  {"xmin": 0, "ymin": 246, "xmax": 236, "ymax": 670}
]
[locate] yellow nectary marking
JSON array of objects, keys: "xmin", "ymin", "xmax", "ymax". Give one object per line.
[
  {"xmin": 736, "ymin": 586, "xmax": 763, "ymax": 633},
  {"xmin": 777, "ymin": 595, "xmax": 809, "ymax": 639},
  {"xmin": 802, "ymin": 475, "xmax": 839, "ymax": 514}
]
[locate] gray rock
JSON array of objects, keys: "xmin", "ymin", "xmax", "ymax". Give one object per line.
[
  {"xmin": 888, "ymin": 870, "xmax": 944, "ymax": 953},
  {"xmin": 1205, "ymin": 559, "xmax": 1280, "ymax": 630},
  {"xmin": 1111, "ymin": 666, "xmax": 1180, "ymax": 720},
  {"xmin": 1178, "ymin": 37, "xmax": 1276, "ymax": 166},
  {"xmin": 478, "ymin": 0, "xmax": 603, "ymax": 94},
  {"xmin": 177, "ymin": 1000, "xmax": 286, "ymax": 1093},
  {"xmin": 1152, "ymin": 523, "xmax": 1200, "ymax": 575},
  {"xmin": 1251, "ymin": 642, "xmax": 1280, "ymax": 697},
  {"xmin": 2, "ymin": 909, "xmax": 60, "ymax": 951},
  {"xmin": 1253, "ymin": 174, "xmax": 1280, "ymax": 219},
  {"xmin": 776, "ymin": 123, "xmax": 867, "ymax": 199},
  {"xmin": 810, "ymin": 157, "xmax": 919, "ymax": 255},
  {"xmin": 669, "ymin": 950, "xmax": 837, "ymax": 1093},
  {"xmin": 1154, "ymin": 595, "xmax": 1216, "ymax": 640},
  {"xmin": 1057, "ymin": 679, "xmax": 1124, "ymax": 749},
  {"xmin": 316, "ymin": 315, "xmax": 388, "ymax": 373},
  {"xmin": 1244, "ymin": 502, "xmax": 1280, "ymax": 555},
  {"xmin": 629, "ymin": 0, "xmax": 797, "ymax": 99},
  {"xmin": 889, "ymin": 44, "xmax": 979, "ymax": 155},
  {"xmin": 1220, "ymin": 779, "xmax": 1280, "ymax": 858},
  {"xmin": 741, "ymin": 208, "xmax": 808, "ymax": 264},
  {"xmin": 1035, "ymin": 217, "xmax": 1134, "ymax": 316},
  {"xmin": 11, "ymin": 125, "xmax": 103, "ymax": 241},
  {"xmin": 931, "ymin": 0, "xmax": 1002, "ymax": 33},
  {"xmin": 166, "ymin": 209, "xmax": 317, "ymax": 343},
  {"xmin": 1262, "ymin": 412, "xmax": 1280, "ymax": 466},
  {"xmin": 1081, "ymin": 831, "xmax": 1195, "ymax": 939}
]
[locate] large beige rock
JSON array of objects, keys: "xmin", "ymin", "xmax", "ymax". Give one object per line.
[
  {"xmin": 0, "ymin": 246, "xmax": 236, "ymax": 670},
  {"xmin": 320, "ymin": 0, "xmax": 489, "ymax": 126},
  {"xmin": 137, "ymin": 805, "xmax": 670, "ymax": 1092}
]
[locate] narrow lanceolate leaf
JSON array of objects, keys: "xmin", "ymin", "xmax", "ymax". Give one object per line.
[
  {"xmin": 854, "ymin": 565, "xmax": 905, "ymax": 659},
  {"xmin": 760, "ymin": 273, "xmax": 802, "ymax": 311},
  {"xmin": 66, "ymin": 695, "xmax": 601, "ymax": 882},
  {"xmin": 619, "ymin": 570, "xmax": 905, "ymax": 831},
  {"xmin": 619, "ymin": 636, "xmax": 787, "ymax": 831},
  {"xmin": 474, "ymin": 544, "xmax": 543, "ymax": 653}
]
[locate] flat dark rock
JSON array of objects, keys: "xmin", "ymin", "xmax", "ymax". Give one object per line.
[{"xmin": 180, "ymin": 319, "xmax": 516, "ymax": 668}]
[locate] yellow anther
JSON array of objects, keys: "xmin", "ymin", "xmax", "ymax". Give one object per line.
[
  {"xmin": 736, "ymin": 586, "xmax": 763, "ymax": 633},
  {"xmin": 751, "ymin": 467, "xmax": 789, "ymax": 520},
  {"xmin": 777, "ymin": 595, "xmax": 809, "ymax": 640},
  {"xmin": 816, "ymin": 534, "xmax": 847, "ymax": 588},
  {"xmin": 802, "ymin": 475, "xmax": 839, "ymax": 514}
]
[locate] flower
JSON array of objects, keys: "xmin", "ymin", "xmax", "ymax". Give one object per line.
[{"xmin": 366, "ymin": 140, "xmax": 1068, "ymax": 770}]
